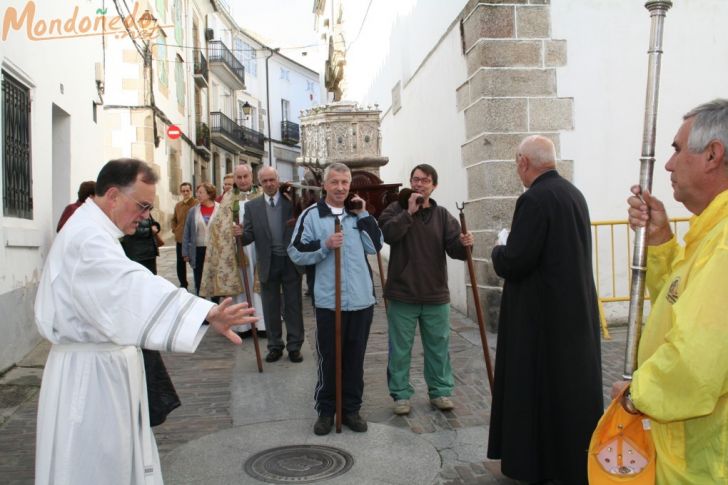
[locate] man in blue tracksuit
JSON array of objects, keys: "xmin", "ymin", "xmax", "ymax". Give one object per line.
[{"xmin": 288, "ymin": 162, "xmax": 382, "ymax": 435}]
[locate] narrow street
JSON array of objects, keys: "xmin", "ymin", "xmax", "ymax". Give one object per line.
[{"xmin": 0, "ymin": 246, "xmax": 627, "ymax": 484}]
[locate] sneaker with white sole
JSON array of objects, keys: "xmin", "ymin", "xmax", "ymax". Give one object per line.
[
  {"xmin": 393, "ymin": 399, "xmax": 411, "ymax": 415},
  {"xmin": 430, "ymin": 396, "xmax": 454, "ymax": 411}
]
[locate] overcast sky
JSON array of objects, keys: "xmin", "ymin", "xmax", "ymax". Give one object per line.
[{"xmin": 229, "ymin": 0, "xmax": 323, "ymax": 72}]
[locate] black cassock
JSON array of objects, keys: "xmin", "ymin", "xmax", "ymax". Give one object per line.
[{"xmin": 487, "ymin": 170, "xmax": 603, "ymax": 485}]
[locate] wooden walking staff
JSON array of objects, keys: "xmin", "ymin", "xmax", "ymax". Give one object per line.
[
  {"xmin": 624, "ymin": 0, "xmax": 672, "ymax": 379},
  {"xmin": 456, "ymin": 202, "xmax": 494, "ymax": 393},
  {"xmin": 334, "ymin": 216, "xmax": 343, "ymax": 433},
  {"xmin": 235, "ymin": 236, "xmax": 263, "ymax": 373},
  {"xmin": 376, "ymin": 252, "xmax": 388, "ymax": 312},
  {"xmin": 232, "ymin": 190, "xmax": 263, "ymax": 373}
]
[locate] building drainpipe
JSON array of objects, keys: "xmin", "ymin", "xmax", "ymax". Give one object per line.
[{"xmin": 265, "ymin": 47, "xmax": 279, "ymax": 166}]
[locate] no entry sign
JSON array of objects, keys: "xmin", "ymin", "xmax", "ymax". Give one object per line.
[{"xmin": 167, "ymin": 125, "xmax": 181, "ymax": 140}]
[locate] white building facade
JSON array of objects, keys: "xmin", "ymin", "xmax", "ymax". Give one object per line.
[
  {"xmin": 315, "ymin": 0, "xmax": 728, "ymax": 322},
  {"xmin": 207, "ymin": 7, "xmax": 321, "ymax": 185},
  {"xmin": 0, "ymin": 0, "xmax": 104, "ymax": 370},
  {"xmin": 101, "ymin": 0, "xmax": 214, "ymax": 236},
  {"xmin": 267, "ymin": 52, "xmax": 321, "ymax": 181}
]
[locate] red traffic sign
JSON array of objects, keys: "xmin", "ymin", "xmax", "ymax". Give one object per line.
[{"xmin": 167, "ymin": 125, "xmax": 182, "ymax": 140}]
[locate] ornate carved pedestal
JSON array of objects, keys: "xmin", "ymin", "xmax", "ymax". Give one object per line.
[{"xmin": 296, "ymin": 101, "xmax": 399, "ymax": 218}]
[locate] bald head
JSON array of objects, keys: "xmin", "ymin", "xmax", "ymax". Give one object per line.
[
  {"xmin": 234, "ymin": 163, "xmax": 253, "ymax": 192},
  {"xmin": 519, "ymin": 136, "xmax": 556, "ymax": 168},
  {"xmin": 516, "ymin": 136, "xmax": 557, "ymax": 187},
  {"xmin": 259, "ymin": 166, "xmax": 280, "ymax": 196}
]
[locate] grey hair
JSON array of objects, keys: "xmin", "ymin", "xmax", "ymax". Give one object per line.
[
  {"xmin": 323, "ymin": 162, "xmax": 351, "ymax": 181},
  {"xmin": 684, "ymin": 99, "xmax": 728, "ymax": 163},
  {"xmin": 234, "ymin": 163, "xmax": 252, "ymax": 174}
]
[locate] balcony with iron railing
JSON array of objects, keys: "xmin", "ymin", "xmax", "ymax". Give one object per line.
[
  {"xmin": 210, "ymin": 112, "xmax": 265, "ymax": 154},
  {"xmin": 193, "ymin": 49, "xmax": 208, "ymax": 88},
  {"xmin": 207, "ymin": 40, "xmax": 245, "ymax": 90},
  {"xmin": 210, "ymin": 111, "xmax": 244, "ymax": 152},
  {"xmin": 281, "ymin": 120, "xmax": 300, "ymax": 146},
  {"xmin": 240, "ymin": 124, "xmax": 265, "ymax": 153}
]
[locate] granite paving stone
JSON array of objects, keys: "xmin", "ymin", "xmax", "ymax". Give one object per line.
[{"xmin": 0, "ymin": 246, "xmax": 628, "ymax": 484}]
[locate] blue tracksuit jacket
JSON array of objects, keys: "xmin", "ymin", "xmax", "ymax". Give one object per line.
[{"xmin": 287, "ymin": 199, "xmax": 382, "ymax": 311}]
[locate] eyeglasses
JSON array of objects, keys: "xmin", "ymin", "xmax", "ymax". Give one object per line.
[
  {"xmin": 120, "ymin": 190, "xmax": 154, "ymax": 214},
  {"xmin": 410, "ymin": 176, "xmax": 432, "ymax": 184}
]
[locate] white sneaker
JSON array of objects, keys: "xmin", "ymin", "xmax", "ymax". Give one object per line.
[
  {"xmin": 393, "ymin": 399, "xmax": 411, "ymax": 415},
  {"xmin": 430, "ymin": 396, "xmax": 454, "ymax": 411}
]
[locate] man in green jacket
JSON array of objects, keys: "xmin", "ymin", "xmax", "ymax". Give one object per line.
[{"xmin": 379, "ymin": 163, "xmax": 473, "ymax": 416}]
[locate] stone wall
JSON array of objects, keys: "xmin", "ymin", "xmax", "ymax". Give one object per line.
[{"xmin": 456, "ymin": 0, "xmax": 573, "ymax": 329}]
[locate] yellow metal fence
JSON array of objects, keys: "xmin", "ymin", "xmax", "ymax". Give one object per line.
[{"xmin": 592, "ymin": 217, "xmax": 690, "ymax": 339}]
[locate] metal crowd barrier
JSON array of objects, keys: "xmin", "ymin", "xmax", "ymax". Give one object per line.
[{"xmin": 592, "ymin": 217, "xmax": 690, "ymax": 339}]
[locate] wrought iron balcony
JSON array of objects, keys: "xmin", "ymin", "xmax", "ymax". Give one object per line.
[
  {"xmin": 281, "ymin": 120, "xmax": 300, "ymax": 146},
  {"xmin": 193, "ymin": 49, "xmax": 208, "ymax": 88},
  {"xmin": 210, "ymin": 112, "xmax": 265, "ymax": 154},
  {"xmin": 207, "ymin": 41, "xmax": 245, "ymax": 90},
  {"xmin": 210, "ymin": 111, "xmax": 244, "ymax": 152},
  {"xmin": 240, "ymin": 125, "xmax": 265, "ymax": 153}
]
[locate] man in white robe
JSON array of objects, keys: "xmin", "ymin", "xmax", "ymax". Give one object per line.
[
  {"xmin": 200, "ymin": 163, "xmax": 266, "ymax": 337},
  {"xmin": 34, "ymin": 158, "xmax": 257, "ymax": 485}
]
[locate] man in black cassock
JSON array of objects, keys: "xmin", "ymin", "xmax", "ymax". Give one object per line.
[{"xmin": 487, "ymin": 135, "xmax": 603, "ymax": 485}]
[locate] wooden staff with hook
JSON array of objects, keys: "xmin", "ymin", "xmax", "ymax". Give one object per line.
[{"xmin": 456, "ymin": 202, "xmax": 494, "ymax": 393}]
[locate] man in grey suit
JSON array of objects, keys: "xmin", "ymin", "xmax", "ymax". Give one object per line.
[{"xmin": 242, "ymin": 166, "xmax": 304, "ymax": 363}]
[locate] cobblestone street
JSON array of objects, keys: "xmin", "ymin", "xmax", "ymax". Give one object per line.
[{"xmin": 0, "ymin": 246, "xmax": 627, "ymax": 484}]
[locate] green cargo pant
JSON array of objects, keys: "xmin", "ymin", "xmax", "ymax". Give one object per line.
[{"xmin": 386, "ymin": 299, "xmax": 454, "ymax": 400}]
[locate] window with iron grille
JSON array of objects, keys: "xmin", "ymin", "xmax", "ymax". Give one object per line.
[{"xmin": 2, "ymin": 71, "xmax": 33, "ymax": 219}]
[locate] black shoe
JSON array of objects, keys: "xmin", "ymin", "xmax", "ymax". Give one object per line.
[
  {"xmin": 342, "ymin": 413, "xmax": 368, "ymax": 432},
  {"xmin": 256, "ymin": 330, "xmax": 267, "ymax": 339},
  {"xmin": 313, "ymin": 416, "xmax": 333, "ymax": 435},
  {"xmin": 265, "ymin": 349, "xmax": 283, "ymax": 362},
  {"xmin": 288, "ymin": 350, "xmax": 303, "ymax": 363},
  {"xmin": 236, "ymin": 330, "xmax": 252, "ymax": 340}
]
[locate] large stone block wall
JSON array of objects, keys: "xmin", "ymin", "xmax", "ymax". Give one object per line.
[{"xmin": 457, "ymin": 1, "xmax": 573, "ymax": 330}]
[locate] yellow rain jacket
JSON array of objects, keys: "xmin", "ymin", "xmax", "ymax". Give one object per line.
[{"xmin": 631, "ymin": 189, "xmax": 728, "ymax": 484}]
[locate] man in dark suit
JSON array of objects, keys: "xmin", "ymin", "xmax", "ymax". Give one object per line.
[
  {"xmin": 242, "ymin": 166, "xmax": 304, "ymax": 363},
  {"xmin": 487, "ymin": 135, "xmax": 603, "ymax": 485}
]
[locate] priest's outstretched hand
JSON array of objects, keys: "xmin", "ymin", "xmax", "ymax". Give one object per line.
[{"xmin": 206, "ymin": 297, "xmax": 258, "ymax": 344}]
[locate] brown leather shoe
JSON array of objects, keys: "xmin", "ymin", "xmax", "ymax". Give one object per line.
[{"xmin": 288, "ymin": 350, "xmax": 303, "ymax": 363}]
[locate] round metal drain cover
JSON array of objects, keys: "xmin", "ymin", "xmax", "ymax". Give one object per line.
[{"xmin": 244, "ymin": 445, "xmax": 354, "ymax": 483}]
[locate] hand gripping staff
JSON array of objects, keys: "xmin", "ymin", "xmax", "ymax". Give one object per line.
[
  {"xmin": 334, "ymin": 215, "xmax": 343, "ymax": 433},
  {"xmin": 456, "ymin": 202, "xmax": 494, "ymax": 393},
  {"xmin": 588, "ymin": 3, "xmax": 672, "ymax": 483},
  {"xmin": 232, "ymin": 188, "xmax": 263, "ymax": 373},
  {"xmin": 624, "ymin": 0, "xmax": 672, "ymax": 382}
]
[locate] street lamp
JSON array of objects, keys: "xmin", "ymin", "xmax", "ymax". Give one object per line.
[{"xmin": 242, "ymin": 101, "xmax": 252, "ymax": 120}]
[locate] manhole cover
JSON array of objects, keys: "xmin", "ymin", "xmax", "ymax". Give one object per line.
[{"xmin": 244, "ymin": 445, "xmax": 354, "ymax": 484}]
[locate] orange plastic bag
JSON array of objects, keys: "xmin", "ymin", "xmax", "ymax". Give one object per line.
[{"xmin": 588, "ymin": 389, "xmax": 655, "ymax": 484}]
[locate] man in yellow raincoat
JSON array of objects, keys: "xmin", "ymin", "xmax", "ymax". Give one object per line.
[{"xmin": 621, "ymin": 99, "xmax": 728, "ymax": 483}]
